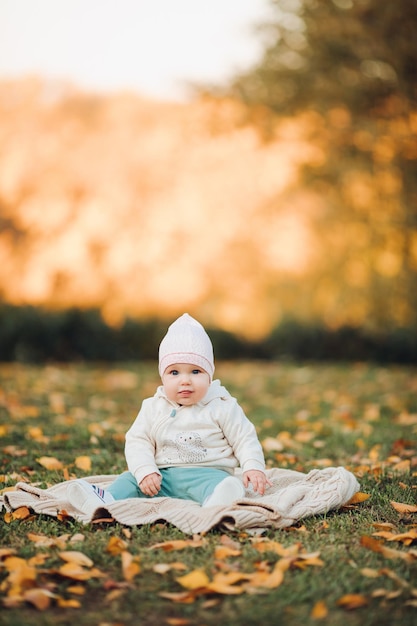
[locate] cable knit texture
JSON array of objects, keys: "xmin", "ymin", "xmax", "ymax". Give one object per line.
[
  {"xmin": 1, "ymin": 467, "xmax": 360, "ymax": 534},
  {"xmin": 158, "ymin": 313, "xmax": 215, "ymax": 380}
]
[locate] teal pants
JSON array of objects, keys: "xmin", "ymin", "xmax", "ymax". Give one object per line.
[{"xmin": 108, "ymin": 467, "xmax": 231, "ymax": 505}]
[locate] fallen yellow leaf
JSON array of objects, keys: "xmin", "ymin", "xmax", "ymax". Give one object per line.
[
  {"xmin": 6, "ymin": 506, "xmax": 32, "ymax": 521},
  {"xmin": 58, "ymin": 562, "xmax": 104, "ymax": 581},
  {"xmin": 59, "ymin": 551, "xmax": 94, "ymax": 568},
  {"xmin": 176, "ymin": 568, "xmax": 210, "ymax": 590},
  {"xmin": 311, "ymin": 600, "xmax": 328, "ymax": 619},
  {"xmin": 245, "ymin": 561, "xmax": 285, "ymax": 590},
  {"xmin": 214, "ymin": 545, "xmax": 241, "ymax": 559},
  {"xmin": 390, "ymin": 501, "xmax": 417, "ymax": 514},
  {"xmin": 74, "ymin": 456, "xmax": 92, "ymax": 471},
  {"xmin": 150, "ymin": 538, "xmax": 206, "ymax": 552},
  {"xmin": 23, "ymin": 588, "xmax": 55, "ymax": 610},
  {"xmin": 360, "ymin": 567, "xmax": 380, "ymax": 578},
  {"xmin": 121, "ymin": 550, "xmax": 140, "ymax": 582},
  {"xmin": 153, "ymin": 562, "xmax": 187, "ymax": 574},
  {"xmin": 373, "ymin": 528, "xmax": 417, "ymax": 545},
  {"xmin": 360, "ymin": 535, "xmax": 416, "ymax": 562},
  {"xmin": 336, "ymin": 593, "xmax": 368, "ymax": 610},
  {"xmin": 0, "ymin": 548, "xmax": 16, "ymax": 559},
  {"xmin": 67, "ymin": 585, "xmax": 86, "ymax": 595},
  {"xmin": 159, "ymin": 590, "xmax": 200, "ymax": 604},
  {"xmin": 56, "ymin": 597, "xmax": 82, "ymax": 608},
  {"xmin": 106, "ymin": 536, "xmax": 128, "ymax": 555},
  {"xmin": 36, "ymin": 456, "xmax": 64, "ymax": 470},
  {"xmin": 344, "ymin": 492, "xmax": 370, "ymax": 505}
]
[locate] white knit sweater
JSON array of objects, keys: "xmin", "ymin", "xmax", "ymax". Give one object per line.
[{"xmin": 125, "ymin": 380, "xmax": 266, "ymax": 485}]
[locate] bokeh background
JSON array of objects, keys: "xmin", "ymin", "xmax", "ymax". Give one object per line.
[{"xmin": 0, "ymin": 0, "xmax": 416, "ymax": 362}]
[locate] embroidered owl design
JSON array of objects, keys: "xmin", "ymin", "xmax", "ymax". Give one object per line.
[{"xmin": 162, "ymin": 431, "xmax": 207, "ymax": 463}]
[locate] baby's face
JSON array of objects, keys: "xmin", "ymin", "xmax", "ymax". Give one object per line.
[{"xmin": 162, "ymin": 363, "xmax": 210, "ymax": 406}]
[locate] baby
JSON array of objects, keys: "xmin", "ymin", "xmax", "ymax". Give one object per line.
[{"xmin": 67, "ymin": 313, "xmax": 271, "ymax": 514}]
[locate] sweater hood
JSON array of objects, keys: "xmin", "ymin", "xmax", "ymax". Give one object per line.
[{"xmin": 155, "ymin": 379, "xmax": 231, "ymax": 406}]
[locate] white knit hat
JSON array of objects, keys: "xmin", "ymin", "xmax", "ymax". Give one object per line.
[{"xmin": 158, "ymin": 313, "xmax": 215, "ymax": 380}]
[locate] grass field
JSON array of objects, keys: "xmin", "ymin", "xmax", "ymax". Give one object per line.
[{"xmin": 1, "ymin": 360, "xmax": 416, "ymax": 626}]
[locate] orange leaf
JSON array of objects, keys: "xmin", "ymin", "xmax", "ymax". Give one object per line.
[
  {"xmin": 3, "ymin": 555, "xmax": 37, "ymax": 578},
  {"xmin": 360, "ymin": 535, "xmax": 415, "ymax": 562},
  {"xmin": 27, "ymin": 427, "xmax": 45, "ymax": 441},
  {"xmin": 0, "ymin": 548, "xmax": 16, "ymax": 559},
  {"xmin": 58, "ymin": 562, "xmax": 104, "ymax": 580},
  {"xmin": 311, "ymin": 600, "xmax": 328, "ymax": 619},
  {"xmin": 159, "ymin": 590, "xmax": 199, "ymax": 604},
  {"xmin": 56, "ymin": 597, "xmax": 82, "ymax": 608},
  {"xmin": 374, "ymin": 529, "xmax": 417, "ymax": 545},
  {"xmin": 10, "ymin": 506, "xmax": 31, "ymax": 521},
  {"xmin": 150, "ymin": 538, "xmax": 206, "ymax": 552},
  {"xmin": 57, "ymin": 509, "xmax": 71, "ymax": 522},
  {"xmin": 105, "ymin": 589, "xmax": 127, "ymax": 603},
  {"xmin": 36, "ymin": 456, "xmax": 64, "ymax": 470},
  {"xmin": 176, "ymin": 569, "xmax": 210, "ymax": 590},
  {"xmin": 294, "ymin": 552, "xmax": 324, "ymax": 569},
  {"xmin": 27, "ymin": 533, "xmax": 56, "ymax": 547},
  {"xmin": 372, "ymin": 522, "xmax": 396, "ymax": 531},
  {"xmin": 336, "ymin": 594, "xmax": 368, "ymax": 610},
  {"xmin": 58, "ymin": 551, "xmax": 94, "ymax": 568},
  {"xmin": 206, "ymin": 582, "xmax": 244, "ymax": 595},
  {"xmin": 67, "ymin": 585, "xmax": 86, "ymax": 595},
  {"xmin": 344, "ymin": 492, "xmax": 370, "ymax": 505},
  {"xmin": 23, "ymin": 588, "xmax": 55, "ymax": 610},
  {"xmin": 391, "ymin": 460, "xmax": 411, "ymax": 472},
  {"xmin": 252, "ymin": 539, "xmax": 295, "ymax": 557},
  {"xmin": 360, "ymin": 568, "xmax": 380, "ymax": 578},
  {"xmin": 219, "ymin": 534, "xmax": 241, "ymax": 550},
  {"xmin": 214, "ymin": 546, "xmax": 241, "ymax": 559},
  {"xmin": 74, "ymin": 456, "xmax": 92, "ymax": 471},
  {"xmin": 153, "ymin": 562, "xmax": 187, "ymax": 574},
  {"xmin": 121, "ymin": 551, "xmax": 140, "ymax": 582},
  {"xmin": 390, "ymin": 501, "xmax": 417, "ymax": 514},
  {"xmin": 245, "ymin": 561, "xmax": 285, "ymax": 590},
  {"xmin": 106, "ymin": 536, "xmax": 128, "ymax": 555}
]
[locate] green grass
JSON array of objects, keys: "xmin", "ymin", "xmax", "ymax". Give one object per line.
[{"xmin": 1, "ymin": 360, "xmax": 417, "ymax": 626}]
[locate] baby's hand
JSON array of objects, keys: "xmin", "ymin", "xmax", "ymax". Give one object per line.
[
  {"xmin": 139, "ymin": 472, "xmax": 162, "ymax": 497},
  {"xmin": 243, "ymin": 470, "xmax": 273, "ymax": 496}
]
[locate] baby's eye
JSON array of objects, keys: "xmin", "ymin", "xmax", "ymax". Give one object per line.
[
  {"xmin": 170, "ymin": 369, "xmax": 179, "ymax": 376},
  {"xmin": 192, "ymin": 369, "xmax": 202, "ymax": 375}
]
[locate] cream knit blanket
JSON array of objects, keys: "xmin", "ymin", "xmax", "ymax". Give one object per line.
[{"xmin": 1, "ymin": 467, "xmax": 359, "ymax": 534}]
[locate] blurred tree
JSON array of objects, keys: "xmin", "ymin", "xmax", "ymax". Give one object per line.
[{"xmin": 229, "ymin": 0, "xmax": 417, "ymax": 332}]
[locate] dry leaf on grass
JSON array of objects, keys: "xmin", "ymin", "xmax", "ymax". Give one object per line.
[
  {"xmin": 23, "ymin": 588, "xmax": 56, "ymax": 611},
  {"xmin": 176, "ymin": 569, "xmax": 210, "ymax": 590},
  {"xmin": 74, "ymin": 456, "xmax": 92, "ymax": 471},
  {"xmin": 372, "ymin": 528, "xmax": 417, "ymax": 545},
  {"xmin": 106, "ymin": 536, "xmax": 128, "ymax": 555},
  {"xmin": 336, "ymin": 594, "xmax": 368, "ymax": 610},
  {"xmin": 153, "ymin": 562, "xmax": 187, "ymax": 574},
  {"xmin": 4, "ymin": 506, "xmax": 32, "ymax": 522},
  {"xmin": 214, "ymin": 545, "xmax": 242, "ymax": 559},
  {"xmin": 390, "ymin": 501, "xmax": 417, "ymax": 514},
  {"xmin": 149, "ymin": 537, "xmax": 207, "ymax": 552},
  {"xmin": 344, "ymin": 492, "xmax": 370, "ymax": 505},
  {"xmin": 36, "ymin": 456, "xmax": 64, "ymax": 470},
  {"xmin": 121, "ymin": 551, "xmax": 140, "ymax": 582},
  {"xmin": 58, "ymin": 561, "xmax": 105, "ymax": 581},
  {"xmin": 311, "ymin": 600, "xmax": 328, "ymax": 619},
  {"xmin": 360, "ymin": 535, "xmax": 416, "ymax": 562},
  {"xmin": 59, "ymin": 551, "xmax": 94, "ymax": 568}
]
